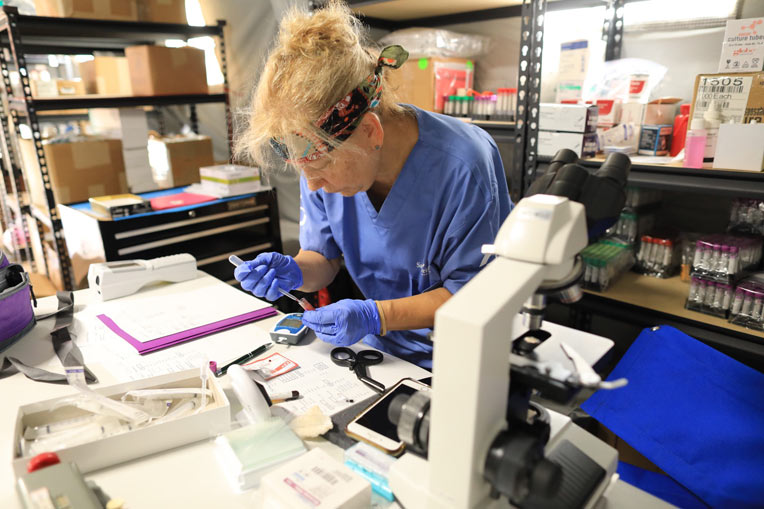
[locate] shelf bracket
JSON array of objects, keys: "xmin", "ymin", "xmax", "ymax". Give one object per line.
[
  {"xmin": 512, "ymin": 0, "xmax": 547, "ymax": 203},
  {"xmin": 602, "ymin": 0, "xmax": 625, "ymax": 61}
]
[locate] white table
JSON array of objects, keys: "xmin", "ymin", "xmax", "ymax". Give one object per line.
[
  {"xmin": 1, "ymin": 272, "xmax": 428, "ymax": 508},
  {"xmin": 2, "ymin": 272, "xmax": 670, "ymax": 508}
]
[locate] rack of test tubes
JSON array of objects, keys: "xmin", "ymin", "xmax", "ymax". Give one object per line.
[
  {"xmin": 685, "ymin": 234, "xmax": 763, "ymax": 319},
  {"xmin": 605, "ymin": 211, "xmax": 656, "ymax": 245},
  {"xmin": 729, "ymin": 198, "xmax": 764, "ymax": 236},
  {"xmin": 581, "ymin": 239, "xmax": 635, "ymax": 292},
  {"xmin": 686, "ymin": 277, "xmax": 735, "ymax": 318},
  {"xmin": 690, "ymin": 234, "xmax": 762, "ymax": 283},
  {"xmin": 635, "ymin": 235, "xmax": 680, "ymax": 278},
  {"xmin": 442, "ymin": 87, "xmax": 516, "ymax": 121},
  {"xmin": 729, "ymin": 277, "xmax": 764, "ymax": 331}
]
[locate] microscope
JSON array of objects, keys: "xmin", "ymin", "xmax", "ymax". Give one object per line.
[{"xmin": 388, "ymin": 150, "xmax": 633, "ymax": 508}]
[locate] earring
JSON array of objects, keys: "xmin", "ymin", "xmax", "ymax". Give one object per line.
[{"xmin": 374, "ymin": 145, "xmax": 381, "ymax": 150}]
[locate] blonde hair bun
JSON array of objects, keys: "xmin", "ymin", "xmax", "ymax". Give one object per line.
[{"xmin": 235, "ymin": 0, "xmax": 404, "ymax": 170}]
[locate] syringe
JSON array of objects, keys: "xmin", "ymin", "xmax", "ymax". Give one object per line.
[{"xmin": 229, "ymin": 255, "xmax": 315, "ymax": 311}]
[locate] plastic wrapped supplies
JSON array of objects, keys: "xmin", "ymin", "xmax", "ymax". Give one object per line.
[{"xmin": 378, "ymin": 28, "xmax": 492, "ymax": 59}]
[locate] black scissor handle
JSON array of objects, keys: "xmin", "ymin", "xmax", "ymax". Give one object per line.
[
  {"xmin": 356, "ymin": 350, "xmax": 383, "ymax": 365},
  {"xmin": 330, "ymin": 347, "xmax": 355, "ymax": 367}
]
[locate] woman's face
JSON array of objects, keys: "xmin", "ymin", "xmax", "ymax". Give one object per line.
[{"xmin": 297, "ymin": 115, "xmax": 382, "ymax": 196}]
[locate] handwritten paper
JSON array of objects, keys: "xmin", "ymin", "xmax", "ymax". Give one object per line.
[{"xmin": 97, "ymin": 281, "xmax": 271, "ymax": 343}]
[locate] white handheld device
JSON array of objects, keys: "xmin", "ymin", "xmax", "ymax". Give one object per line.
[
  {"xmin": 88, "ymin": 253, "xmax": 197, "ymax": 301},
  {"xmin": 227, "ymin": 364, "xmax": 271, "ymax": 424}
]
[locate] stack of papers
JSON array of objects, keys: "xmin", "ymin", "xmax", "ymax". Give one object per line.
[{"xmin": 95, "ymin": 279, "xmax": 277, "ymax": 354}]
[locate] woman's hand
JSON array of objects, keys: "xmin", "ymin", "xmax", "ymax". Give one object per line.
[
  {"xmin": 234, "ymin": 252, "xmax": 303, "ymax": 301},
  {"xmin": 301, "ymin": 299, "xmax": 380, "ymax": 346}
]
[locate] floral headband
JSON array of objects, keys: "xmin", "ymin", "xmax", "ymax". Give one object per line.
[{"xmin": 270, "ymin": 45, "xmax": 409, "ymax": 165}]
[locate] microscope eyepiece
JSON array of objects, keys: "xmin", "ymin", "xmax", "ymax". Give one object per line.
[
  {"xmin": 546, "ymin": 163, "xmax": 589, "ymax": 200},
  {"xmin": 595, "ymin": 152, "xmax": 631, "ymax": 187}
]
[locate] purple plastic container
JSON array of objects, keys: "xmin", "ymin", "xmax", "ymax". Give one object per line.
[
  {"xmin": 0, "ymin": 263, "xmax": 35, "ymax": 352},
  {"xmin": 0, "ymin": 250, "xmax": 8, "ymax": 269}
]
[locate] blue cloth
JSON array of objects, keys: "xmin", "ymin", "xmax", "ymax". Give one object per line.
[
  {"xmin": 299, "ymin": 105, "xmax": 512, "ymax": 368},
  {"xmin": 582, "ymin": 326, "xmax": 764, "ymax": 508},
  {"xmin": 617, "ymin": 462, "xmax": 708, "ymax": 509}
]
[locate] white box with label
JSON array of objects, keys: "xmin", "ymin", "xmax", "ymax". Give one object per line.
[
  {"xmin": 539, "ymin": 104, "xmax": 598, "ymax": 133},
  {"xmin": 713, "ymin": 123, "xmax": 764, "ymax": 171}
]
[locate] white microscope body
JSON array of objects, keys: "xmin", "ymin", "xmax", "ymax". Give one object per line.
[{"xmin": 389, "ymin": 195, "xmax": 619, "ymax": 508}]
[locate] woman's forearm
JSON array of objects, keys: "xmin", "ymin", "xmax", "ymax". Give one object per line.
[
  {"xmin": 294, "ymin": 249, "xmax": 341, "ymax": 292},
  {"xmin": 378, "ymin": 287, "xmax": 452, "ymax": 332}
]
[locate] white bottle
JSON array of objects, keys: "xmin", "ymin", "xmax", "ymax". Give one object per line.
[{"xmin": 702, "ymin": 99, "xmax": 723, "ymax": 163}]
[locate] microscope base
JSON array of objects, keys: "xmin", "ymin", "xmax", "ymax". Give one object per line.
[{"xmin": 389, "ymin": 409, "xmax": 618, "ymax": 509}]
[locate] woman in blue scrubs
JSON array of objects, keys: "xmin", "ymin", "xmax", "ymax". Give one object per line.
[{"xmin": 234, "ymin": 1, "xmax": 511, "ymax": 369}]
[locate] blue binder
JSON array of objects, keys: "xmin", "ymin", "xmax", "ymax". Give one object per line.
[{"xmin": 582, "ymin": 325, "xmax": 764, "ymax": 508}]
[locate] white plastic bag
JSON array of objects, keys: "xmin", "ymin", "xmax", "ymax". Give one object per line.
[{"xmin": 379, "ymin": 28, "xmax": 492, "ymax": 59}]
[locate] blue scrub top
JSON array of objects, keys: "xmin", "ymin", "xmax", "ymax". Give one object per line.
[{"xmin": 299, "ymin": 105, "xmax": 512, "ymax": 368}]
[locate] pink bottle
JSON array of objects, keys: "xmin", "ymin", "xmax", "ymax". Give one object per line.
[{"xmin": 684, "ymin": 118, "xmax": 706, "ymax": 169}]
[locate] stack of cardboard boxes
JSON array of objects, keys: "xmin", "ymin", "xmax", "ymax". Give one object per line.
[
  {"xmin": 538, "ymin": 103, "xmax": 599, "ymax": 158},
  {"xmin": 34, "ymin": 0, "xmax": 186, "ymax": 23}
]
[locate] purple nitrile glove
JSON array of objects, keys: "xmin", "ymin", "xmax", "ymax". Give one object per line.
[
  {"xmin": 234, "ymin": 252, "xmax": 303, "ymax": 302},
  {"xmin": 301, "ymin": 299, "xmax": 381, "ymax": 346}
]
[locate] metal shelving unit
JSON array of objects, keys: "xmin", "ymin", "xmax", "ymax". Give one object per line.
[
  {"xmin": 0, "ymin": 6, "xmax": 230, "ymax": 290},
  {"xmin": 347, "ymin": 0, "xmax": 764, "ymax": 357},
  {"xmin": 349, "ymin": 0, "xmax": 628, "ymax": 203}
]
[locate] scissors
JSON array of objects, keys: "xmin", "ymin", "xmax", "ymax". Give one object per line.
[{"xmin": 330, "ymin": 347, "xmax": 385, "ymax": 393}]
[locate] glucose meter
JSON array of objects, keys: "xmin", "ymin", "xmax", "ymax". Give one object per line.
[{"xmin": 270, "ymin": 313, "xmax": 310, "ymax": 345}]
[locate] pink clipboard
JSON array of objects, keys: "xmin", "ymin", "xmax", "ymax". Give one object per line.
[{"xmin": 96, "ymin": 307, "xmax": 278, "ymax": 354}]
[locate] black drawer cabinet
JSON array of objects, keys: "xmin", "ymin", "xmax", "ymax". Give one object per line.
[{"xmin": 58, "ymin": 188, "xmax": 283, "ymax": 287}]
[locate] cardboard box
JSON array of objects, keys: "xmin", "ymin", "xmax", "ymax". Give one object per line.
[
  {"xmin": 713, "ymin": 123, "xmax": 764, "ymax": 171},
  {"xmin": 638, "ymin": 125, "xmax": 672, "ymax": 156},
  {"xmin": 539, "ymin": 130, "xmax": 598, "ymax": 158},
  {"xmin": 137, "ymin": 0, "xmax": 187, "ymax": 24},
  {"xmin": 689, "ymin": 72, "xmax": 764, "ymax": 124},
  {"xmin": 200, "ymin": 164, "xmax": 262, "ymax": 196},
  {"xmin": 595, "ymin": 99, "xmax": 621, "ymax": 127},
  {"xmin": 386, "ymin": 56, "xmax": 473, "ymax": 113},
  {"xmin": 35, "ymin": 0, "xmax": 138, "ymax": 21},
  {"xmin": 43, "ymin": 240, "xmax": 64, "ymax": 291},
  {"xmin": 30, "ymin": 79, "xmax": 58, "ymax": 98},
  {"xmin": 79, "ymin": 57, "xmax": 133, "ymax": 96},
  {"xmin": 19, "ymin": 138, "xmax": 128, "ymax": 208},
  {"xmin": 643, "ymin": 97, "xmax": 680, "ymax": 126},
  {"xmin": 718, "ymin": 18, "xmax": 764, "ymax": 73},
  {"xmin": 556, "ymin": 40, "xmax": 589, "ymax": 103},
  {"xmin": 689, "ymin": 73, "xmax": 764, "ymax": 161},
  {"xmin": 55, "ymin": 79, "xmax": 85, "ymax": 96},
  {"xmin": 620, "ymin": 102, "xmax": 646, "ymax": 125},
  {"xmin": 125, "ymin": 45, "xmax": 208, "ymax": 96},
  {"xmin": 539, "ymin": 104, "xmax": 598, "ymax": 133},
  {"xmin": 12, "ymin": 369, "xmax": 229, "ymax": 478},
  {"xmin": 148, "ymin": 135, "xmax": 214, "ymax": 188}
]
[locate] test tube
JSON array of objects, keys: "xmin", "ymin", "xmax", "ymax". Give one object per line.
[
  {"xmin": 710, "ymin": 244, "xmax": 722, "ymax": 276},
  {"xmin": 728, "ymin": 245, "xmax": 739, "ymax": 275},
  {"xmin": 704, "ymin": 282, "xmax": 716, "ymax": 308},
  {"xmin": 721, "ymin": 284, "xmax": 732, "ymax": 312},
  {"xmin": 692, "ymin": 240, "xmax": 703, "ymax": 269},
  {"xmin": 752, "ymin": 296, "xmax": 763, "ymax": 321},
  {"xmin": 741, "ymin": 292, "xmax": 754, "ymax": 316},
  {"xmin": 713, "ymin": 283, "xmax": 725, "ymax": 310},
  {"xmin": 719, "ymin": 245, "xmax": 730, "ymax": 276},
  {"xmin": 637, "ymin": 236, "xmax": 650, "ymax": 265},
  {"xmin": 688, "ymin": 277, "xmax": 700, "ymax": 302},
  {"xmin": 695, "ymin": 280, "xmax": 707, "ymax": 305},
  {"xmin": 731, "ymin": 289, "xmax": 744, "ymax": 315}
]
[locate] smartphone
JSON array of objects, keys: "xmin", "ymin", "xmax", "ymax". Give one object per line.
[{"xmin": 345, "ymin": 378, "xmax": 430, "ymax": 455}]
